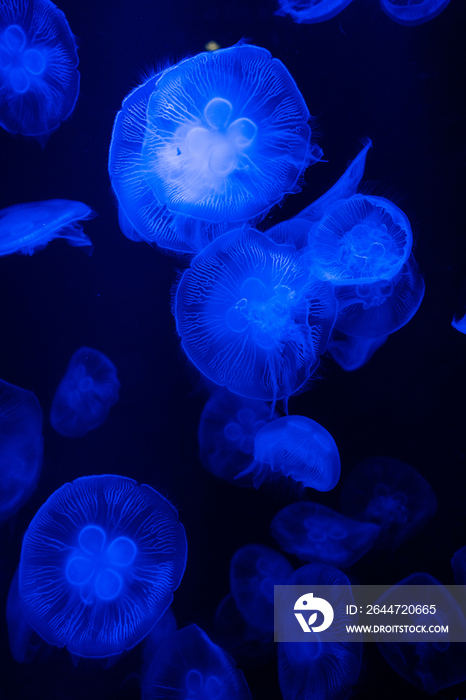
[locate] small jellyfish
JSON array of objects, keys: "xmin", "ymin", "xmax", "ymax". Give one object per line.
[
  {"xmin": 109, "ymin": 43, "xmax": 318, "ymax": 255},
  {"xmin": 174, "ymin": 228, "xmax": 336, "ymax": 403},
  {"xmin": 230, "ymin": 544, "xmax": 293, "ymax": 633},
  {"xmin": 50, "ymin": 347, "xmax": 120, "ymax": 437},
  {"xmin": 198, "ymin": 388, "xmax": 278, "ymax": 484},
  {"xmin": 0, "ymin": 0, "xmax": 80, "ymax": 141},
  {"xmin": 333, "ymin": 254, "xmax": 425, "ymax": 338},
  {"xmin": 276, "ymin": 0, "xmax": 355, "ymax": 23},
  {"xmin": 340, "ymin": 457, "xmax": 437, "ymax": 550},
  {"xmin": 18, "ymin": 474, "xmax": 187, "ymax": 658},
  {"xmin": 0, "ymin": 200, "xmax": 95, "ymax": 256},
  {"xmin": 142, "ymin": 624, "xmax": 252, "ymax": 699},
  {"xmin": 0, "ymin": 377, "xmax": 43, "ymax": 521},
  {"xmin": 308, "ymin": 195, "xmax": 413, "ymax": 286},
  {"xmin": 452, "ymin": 312, "xmax": 466, "ymax": 334},
  {"xmin": 239, "ymin": 415, "xmax": 341, "ymax": 492},
  {"xmin": 271, "ymin": 502, "xmax": 380, "ymax": 568},
  {"xmin": 328, "ymin": 328, "xmax": 388, "ymax": 371},
  {"xmin": 379, "ymin": 0, "xmax": 452, "ymax": 26}
]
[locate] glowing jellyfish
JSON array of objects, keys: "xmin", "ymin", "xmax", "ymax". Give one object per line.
[
  {"xmin": 328, "ymin": 329, "xmax": 388, "ymax": 371},
  {"xmin": 142, "ymin": 624, "xmax": 252, "ymax": 699},
  {"xmin": 109, "ymin": 43, "xmax": 319, "ymax": 255},
  {"xmin": 0, "ymin": 200, "xmax": 95, "ymax": 256},
  {"xmin": 271, "ymin": 502, "xmax": 379, "ymax": 568},
  {"xmin": 333, "ymin": 254, "xmax": 425, "ymax": 338},
  {"xmin": 174, "ymin": 228, "xmax": 336, "ymax": 403},
  {"xmin": 340, "ymin": 457, "xmax": 437, "ymax": 550},
  {"xmin": 452, "ymin": 311, "xmax": 466, "ymax": 335},
  {"xmin": 239, "ymin": 415, "xmax": 341, "ymax": 491},
  {"xmin": 18, "ymin": 474, "xmax": 187, "ymax": 658},
  {"xmin": 308, "ymin": 195, "xmax": 413, "ymax": 286},
  {"xmin": 0, "ymin": 0, "xmax": 79, "ymax": 141},
  {"xmin": 278, "ymin": 563, "xmax": 362, "ymax": 700},
  {"xmin": 0, "ymin": 377, "xmax": 43, "ymax": 521},
  {"xmin": 50, "ymin": 347, "xmax": 120, "ymax": 437},
  {"xmin": 276, "ymin": 0, "xmax": 355, "ymax": 23},
  {"xmin": 230, "ymin": 544, "xmax": 293, "ymax": 632},
  {"xmin": 379, "ymin": 0, "xmax": 452, "ymax": 25}
]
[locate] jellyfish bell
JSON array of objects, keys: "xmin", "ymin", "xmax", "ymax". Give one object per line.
[
  {"xmin": 276, "ymin": 0, "xmax": 355, "ymax": 24},
  {"xmin": 379, "ymin": 0, "xmax": 452, "ymax": 26}
]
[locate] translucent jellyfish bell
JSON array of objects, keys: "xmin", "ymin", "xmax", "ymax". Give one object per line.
[
  {"xmin": 379, "ymin": 0, "xmax": 452, "ymax": 26},
  {"xmin": 276, "ymin": 0, "xmax": 355, "ymax": 24},
  {"xmin": 328, "ymin": 329, "xmax": 388, "ymax": 371}
]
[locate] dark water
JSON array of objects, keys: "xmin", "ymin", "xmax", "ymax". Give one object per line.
[{"xmin": 0, "ymin": 0, "xmax": 465, "ymax": 698}]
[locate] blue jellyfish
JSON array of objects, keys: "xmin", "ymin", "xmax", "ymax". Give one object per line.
[
  {"xmin": 376, "ymin": 573, "xmax": 466, "ymax": 694},
  {"xmin": 174, "ymin": 228, "xmax": 337, "ymax": 403},
  {"xmin": 308, "ymin": 195, "xmax": 413, "ymax": 286},
  {"xmin": 239, "ymin": 415, "xmax": 341, "ymax": 491},
  {"xmin": 0, "ymin": 0, "xmax": 79, "ymax": 141},
  {"xmin": 270, "ymin": 502, "xmax": 380, "ymax": 568},
  {"xmin": 379, "ymin": 0, "xmax": 452, "ymax": 25},
  {"xmin": 452, "ymin": 311, "xmax": 466, "ymax": 334},
  {"xmin": 230, "ymin": 544, "xmax": 293, "ymax": 633},
  {"xmin": 276, "ymin": 0, "xmax": 355, "ymax": 23},
  {"xmin": 198, "ymin": 388, "xmax": 279, "ymax": 484},
  {"xmin": 142, "ymin": 624, "xmax": 252, "ymax": 699},
  {"xmin": 0, "ymin": 200, "xmax": 95, "ymax": 256},
  {"xmin": 50, "ymin": 347, "xmax": 120, "ymax": 437},
  {"xmin": 278, "ymin": 563, "xmax": 362, "ymax": 700},
  {"xmin": 0, "ymin": 377, "xmax": 43, "ymax": 521},
  {"xmin": 328, "ymin": 329, "xmax": 388, "ymax": 371},
  {"xmin": 451, "ymin": 546, "xmax": 466, "ymax": 585},
  {"xmin": 18, "ymin": 474, "xmax": 187, "ymax": 658},
  {"xmin": 109, "ymin": 43, "xmax": 318, "ymax": 255},
  {"xmin": 340, "ymin": 457, "xmax": 437, "ymax": 550},
  {"xmin": 333, "ymin": 254, "xmax": 425, "ymax": 338}
]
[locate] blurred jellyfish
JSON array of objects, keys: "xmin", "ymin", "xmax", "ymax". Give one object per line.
[
  {"xmin": 198, "ymin": 388, "xmax": 279, "ymax": 484},
  {"xmin": 109, "ymin": 43, "xmax": 319, "ymax": 255},
  {"xmin": 230, "ymin": 544, "xmax": 293, "ymax": 632},
  {"xmin": 340, "ymin": 457, "xmax": 437, "ymax": 550},
  {"xmin": 451, "ymin": 546, "xmax": 466, "ymax": 585},
  {"xmin": 308, "ymin": 195, "xmax": 413, "ymax": 286},
  {"xmin": 452, "ymin": 312, "xmax": 466, "ymax": 334},
  {"xmin": 379, "ymin": 0, "xmax": 451, "ymax": 25},
  {"xmin": 328, "ymin": 328, "xmax": 388, "ymax": 371},
  {"xmin": 278, "ymin": 563, "xmax": 362, "ymax": 700},
  {"xmin": 276, "ymin": 0, "xmax": 355, "ymax": 23},
  {"xmin": 0, "ymin": 377, "xmax": 43, "ymax": 521},
  {"xmin": 333, "ymin": 254, "xmax": 425, "ymax": 338},
  {"xmin": 238, "ymin": 415, "xmax": 340, "ymax": 491},
  {"xmin": 376, "ymin": 573, "xmax": 466, "ymax": 694},
  {"xmin": 142, "ymin": 624, "xmax": 252, "ymax": 699},
  {"xmin": 0, "ymin": 0, "xmax": 79, "ymax": 141},
  {"xmin": 0, "ymin": 200, "xmax": 95, "ymax": 256},
  {"xmin": 271, "ymin": 502, "xmax": 379, "ymax": 567},
  {"xmin": 174, "ymin": 228, "xmax": 336, "ymax": 404},
  {"xmin": 50, "ymin": 347, "xmax": 120, "ymax": 437},
  {"xmin": 18, "ymin": 474, "xmax": 187, "ymax": 658}
]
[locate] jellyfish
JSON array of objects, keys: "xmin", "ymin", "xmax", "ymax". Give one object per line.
[
  {"xmin": 452, "ymin": 311, "xmax": 466, "ymax": 334},
  {"xmin": 0, "ymin": 0, "xmax": 79, "ymax": 141},
  {"xmin": 271, "ymin": 502, "xmax": 380, "ymax": 568},
  {"xmin": 333, "ymin": 254, "xmax": 425, "ymax": 338},
  {"xmin": 142, "ymin": 624, "xmax": 252, "ymax": 699},
  {"xmin": 340, "ymin": 457, "xmax": 437, "ymax": 550},
  {"xmin": 109, "ymin": 43, "xmax": 319, "ymax": 255},
  {"xmin": 50, "ymin": 347, "xmax": 120, "ymax": 437},
  {"xmin": 0, "ymin": 377, "xmax": 43, "ymax": 522},
  {"xmin": 0, "ymin": 200, "xmax": 95, "ymax": 256},
  {"xmin": 276, "ymin": 0, "xmax": 355, "ymax": 23},
  {"xmin": 328, "ymin": 329, "xmax": 388, "ymax": 371},
  {"xmin": 18, "ymin": 474, "xmax": 187, "ymax": 658},
  {"xmin": 451, "ymin": 546, "xmax": 466, "ymax": 585},
  {"xmin": 307, "ymin": 195, "xmax": 413, "ymax": 286},
  {"xmin": 379, "ymin": 0, "xmax": 452, "ymax": 26},
  {"xmin": 278, "ymin": 563, "xmax": 362, "ymax": 700},
  {"xmin": 376, "ymin": 573, "xmax": 466, "ymax": 694},
  {"xmin": 238, "ymin": 415, "xmax": 341, "ymax": 491},
  {"xmin": 230, "ymin": 544, "xmax": 293, "ymax": 633},
  {"xmin": 198, "ymin": 388, "xmax": 279, "ymax": 484},
  {"xmin": 174, "ymin": 228, "xmax": 337, "ymax": 403}
]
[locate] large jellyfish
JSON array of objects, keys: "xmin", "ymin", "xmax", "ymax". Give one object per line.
[
  {"xmin": 174, "ymin": 228, "xmax": 337, "ymax": 403},
  {"xmin": 0, "ymin": 0, "xmax": 80, "ymax": 141},
  {"xmin": 18, "ymin": 474, "xmax": 187, "ymax": 658},
  {"xmin": 328, "ymin": 329, "xmax": 388, "ymax": 371},
  {"xmin": 379, "ymin": 0, "xmax": 452, "ymax": 26},
  {"xmin": 0, "ymin": 200, "xmax": 95, "ymax": 256},
  {"xmin": 340, "ymin": 457, "xmax": 437, "ymax": 550},
  {"xmin": 50, "ymin": 347, "xmax": 120, "ymax": 437},
  {"xmin": 276, "ymin": 0, "xmax": 355, "ymax": 24},
  {"xmin": 109, "ymin": 43, "xmax": 319, "ymax": 255},
  {"xmin": 142, "ymin": 624, "xmax": 252, "ymax": 699},
  {"xmin": 0, "ymin": 377, "xmax": 43, "ymax": 521}
]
